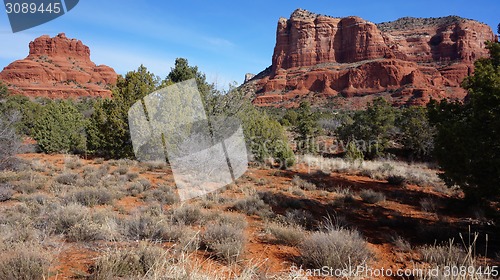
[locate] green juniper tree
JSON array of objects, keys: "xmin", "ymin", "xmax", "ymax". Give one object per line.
[
  {"xmin": 33, "ymin": 100, "xmax": 86, "ymax": 154},
  {"xmin": 0, "ymin": 81, "xmax": 7, "ymax": 99},
  {"xmin": 337, "ymin": 98, "xmax": 397, "ymax": 159},
  {"xmin": 86, "ymin": 65, "xmax": 160, "ymax": 158},
  {"xmin": 429, "ymin": 40, "xmax": 500, "ymax": 201},
  {"xmin": 295, "ymin": 101, "xmax": 320, "ymax": 154}
]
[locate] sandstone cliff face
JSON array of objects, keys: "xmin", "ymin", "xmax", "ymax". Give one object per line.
[
  {"xmin": 246, "ymin": 9, "xmax": 496, "ymax": 107},
  {"xmin": 0, "ymin": 33, "xmax": 117, "ymax": 98}
]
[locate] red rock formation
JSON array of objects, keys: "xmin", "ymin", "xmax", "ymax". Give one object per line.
[
  {"xmin": 0, "ymin": 33, "xmax": 117, "ymax": 98},
  {"xmin": 244, "ymin": 9, "xmax": 496, "ymax": 108}
]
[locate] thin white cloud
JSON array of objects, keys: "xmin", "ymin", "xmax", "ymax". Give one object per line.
[
  {"xmin": 63, "ymin": 3, "xmax": 236, "ymax": 54},
  {"xmin": 203, "ymin": 37, "xmax": 235, "ymax": 48}
]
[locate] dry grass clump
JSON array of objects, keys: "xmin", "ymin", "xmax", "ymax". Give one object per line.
[
  {"xmin": 232, "ymin": 195, "xmax": 273, "ymax": 218},
  {"xmin": 64, "ymin": 155, "xmax": 82, "ymax": 170},
  {"xmin": 420, "ymin": 197, "xmax": 441, "ymax": 213},
  {"xmin": 30, "ymin": 160, "xmax": 47, "ymax": 172},
  {"xmin": 414, "ymin": 231, "xmax": 489, "ymax": 280},
  {"xmin": 299, "ymin": 228, "xmax": 372, "ymax": 270},
  {"xmin": 12, "ymin": 172, "xmax": 46, "ymax": 194},
  {"xmin": 121, "ymin": 212, "xmax": 168, "ymax": 242},
  {"xmin": 297, "ymin": 155, "xmax": 443, "ymax": 188},
  {"xmin": 288, "ymin": 185, "xmax": 305, "ymax": 197},
  {"xmin": 265, "ymin": 222, "xmax": 306, "ymax": 246},
  {"xmin": 208, "ymin": 212, "xmax": 248, "ymax": 229},
  {"xmin": 48, "ymin": 203, "xmax": 89, "ymax": 235},
  {"xmin": 360, "ymin": 189, "xmax": 386, "ymax": 204},
  {"xmin": 143, "ymin": 183, "xmax": 179, "ymax": 205},
  {"xmin": 0, "ymin": 243, "xmax": 52, "ymax": 280},
  {"xmin": 391, "ymin": 235, "xmax": 412, "ymax": 252},
  {"xmin": 418, "ymin": 240, "xmax": 468, "ymax": 268},
  {"xmin": 42, "ymin": 203, "xmax": 119, "ymax": 242},
  {"xmin": 291, "ymin": 175, "xmax": 317, "ymax": 191},
  {"xmin": 90, "ymin": 242, "xmax": 266, "ymax": 280},
  {"xmin": 0, "ymin": 183, "xmax": 13, "ymax": 202},
  {"xmin": 119, "ymin": 204, "xmax": 197, "ymax": 245},
  {"xmin": 0, "ymin": 170, "xmax": 21, "ymax": 183},
  {"xmin": 65, "ymin": 187, "xmax": 114, "ymax": 206},
  {"xmin": 114, "ymin": 165, "xmax": 129, "ymax": 175},
  {"xmin": 89, "ymin": 243, "xmax": 167, "ymax": 279},
  {"xmin": 0, "ymin": 211, "xmax": 42, "ymax": 245},
  {"xmin": 283, "ymin": 209, "xmax": 316, "ymax": 229},
  {"xmin": 126, "ymin": 178, "xmax": 151, "ymax": 197},
  {"xmin": 66, "ymin": 209, "xmax": 119, "ymax": 242},
  {"xmin": 202, "ymin": 222, "xmax": 246, "ymax": 264},
  {"xmin": 55, "ymin": 172, "xmax": 81, "ymax": 185},
  {"xmin": 140, "ymin": 161, "xmax": 167, "ymax": 172},
  {"xmin": 172, "ymin": 204, "xmax": 203, "ymax": 225}
]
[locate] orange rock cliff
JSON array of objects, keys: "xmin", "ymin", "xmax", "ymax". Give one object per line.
[
  {"xmin": 0, "ymin": 33, "xmax": 117, "ymax": 98},
  {"xmin": 243, "ymin": 9, "xmax": 496, "ymax": 107}
]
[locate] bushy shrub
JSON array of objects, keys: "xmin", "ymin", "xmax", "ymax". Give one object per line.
[
  {"xmin": 172, "ymin": 204, "xmax": 203, "ymax": 225},
  {"xmin": 202, "ymin": 222, "xmax": 246, "ymax": 264},
  {"xmin": 299, "ymin": 228, "xmax": 372, "ymax": 269},
  {"xmin": 32, "ymin": 100, "xmax": 86, "ymax": 154},
  {"xmin": 265, "ymin": 222, "xmax": 305, "ymax": 246},
  {"xmin": 121, "ymin": 213, "xmax": 166, "ymax": 241},
  {"xmin": 291, "ymin": 175, "xmax": 317, "ymax": 191},
  {"xmin": 0, "ymin": 243, "xmax": 51, "ymax": 280},
  {"xmin": 344, "ymin": 141, "xmax": 364, "ymax": 163},
  {"xmin": 397, "ymin": 106, "xmax": 435, "ymax": 160},
  {"xmin": 0, "ymin": 81, "xmax": 7, "ymax": 98},
  {"xmin": 47, "ymin": 203, "xmax": 89, "ymax": 234},
  {"xmin": 86, "ymin": 66, "xmax": 159, "ymax": 159},
  {"xmin": 337, "ymin": 98, "xmax": 397, "ymax": 159},
  {"xmin": 0, "ymin": 183, "xmax": 14, "ymax": 202},
  {"xmin": 0, "ymin": 111, "xmax": 21, "ymax": 170},
  {"xmin": 241, "ymin": 107, "xmax": 295, "ymax": 169},
  {"xmin": 67, "ymin": 187, "xmax": 113, "ymax": 206},
  {"xmin": 90, "ymin": 243, "xmax": 166, "ymax": 279},
  {"xmin": 0, "ymin": 95, "xmax": 43, "ymax": 136},
  {"xmin": 428, "ymin": 41, "xmax": 500, "ymax": 200},
  {"xmin": 295, "ymin": 101, "xmax": 320, "ymax": 154},
  {"xmin": 55, "ymin": 172, "xmax": 81, "ymax": 185},
  {"xmin": 387, "ymin": 175, "xmax": 406, "ymax": 186},
  {"xmin": 360, "ymin": 189, "xmax": 386, "ymax": 204},
  {"xmin": 232, "ymin": 195, "xmax": 273, "ymax": 218},
  {"xmin": 144, "ymin": 184, "xmax": 178, "ymax": 205}
]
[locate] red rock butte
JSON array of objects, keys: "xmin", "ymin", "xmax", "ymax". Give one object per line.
[
  {"xmin": 0, "ymin": 33, "xmax": 117, "ymax": 98},
  {"xmin": 243, "ymin": 9, "xmax": 497, "ymax": 108}
]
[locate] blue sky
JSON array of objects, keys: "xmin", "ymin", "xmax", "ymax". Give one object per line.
[{"xmin": 0, "ymin": 0, "xmax": 498, "ymax": 86}]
